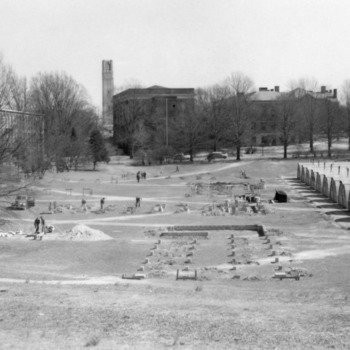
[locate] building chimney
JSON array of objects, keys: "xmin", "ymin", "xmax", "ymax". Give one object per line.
[
  {"xmin": 333, "ymin": 89, "xmax": 337, "ymax": 98},
  {"xmin": 274, "ymin": 86, "xmax": 280, "ymax": 92},
  {"xmin": 321, "ymin": 85, "xmax": 326, "ymax": 93}
]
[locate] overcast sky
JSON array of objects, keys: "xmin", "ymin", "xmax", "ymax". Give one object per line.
[{"xmin": 1, "ymin": 0, "xmax": 350, "ymax": 111}]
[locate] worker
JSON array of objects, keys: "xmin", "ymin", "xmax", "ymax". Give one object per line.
[
  {"xmin": 135, "ymin": 197, "xmax": 141, "ymax": 208},
  {"xmin": 175, "ymin": 165, "xmax": 179, "ymax": 172},
  {"xmin": 136, "ymin": 171, "xmax": 141, "ymax": 183},
  {"xmin": 81, "ymin": 198, "xmax": 87, "ymax": 211},
  {"xmin": 34, "ymin": 217, "xmax": 40, "ymax": 234},
  {"xmin": 100, "ymin": 197, "xmax": 105, "ymax": 210}
]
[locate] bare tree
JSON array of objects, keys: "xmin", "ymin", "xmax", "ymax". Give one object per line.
[
  {"xmin": 290, "ymin": 78, "xmax": 320, "ymax": 152},
  {"xmin": 224, "ymin": 72, "xmax": 254, "ymax": 160},
  {"xmin": 171, "ymin": 96, "xmax": 205, "ymax": 162},
  {"xmin": 0, "ymin": 55, "xmax": 11, "ymax": 109},
  {"xmin": 276, "ymin": 93, "xmax": 298, "ymax": 159},
  {"xmin": 113, "ymin": 91, "xmax": 145, "ymax": 158},
  {"xmin": 29, "ymin": 72, "xmax": 97, "ymax": 170},
  {"xmin": 200, "ymin": 84, "xmax": 230, "ymax": 151},
  {"xmin": 320, "ymin": 98, "xmax": 342, "ymax": 157},
  {"xmin": 342, "ymin": 80, "xmax": 350, "ymax": 150}
]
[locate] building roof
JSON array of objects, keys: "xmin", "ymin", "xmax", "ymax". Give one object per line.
[
  {"xmin": 289, "ymin": 88, "xmax": 337, "ymax": 101},
  {"xmin": 114, "ymin": 86, "xmax": 195, "ymax": 101},
  {"xmin": 249, "ymin": 90, "xmax": 282, "ymax": 102},
  {"xmin": 249, "ymin": 87, "xmax": 338, "ymax": 102}
]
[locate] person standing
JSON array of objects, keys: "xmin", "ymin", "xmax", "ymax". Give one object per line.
[
  {"xmin": 135, "ymin": 197, "xmax": 141, "ymax": 208},
  {"xmin": 81, "ymin": 198, "xmax": 87, "ymax": 212},
  {"xmin": 100, "ymin": 197, "xmax": 105, "ymax": 210},
  {"xmin": 136, "ymin": 171, "xmax": 141, "ymax": 183},
  {"xmin": 34, "ymin": 217, "xmax": 40, "ymax": 234}
]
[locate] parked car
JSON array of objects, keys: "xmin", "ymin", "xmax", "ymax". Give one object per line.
[
  {"xmin": 207, "ymin": 151, "xmax": 228, "ymax": 162},
  {"xmin": 173, "ymin": 153, "xmax": 191, "ymax": 162},
  {"xmin": 10, "ymin": 195, "xmax": 35, "ymax": 210},
  {"xmin": 11, "ymin": 195, "xmax": 28, "ymax": 210}
]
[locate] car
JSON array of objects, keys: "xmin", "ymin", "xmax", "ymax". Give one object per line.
[
  {"xmin": 207, "ymin": 151, "xmax": 228, "ymax": 162},
  {"xmin": 173, "ymin": 153, "xmax": 191, "ymax": 162},
  {"xmin": 10, "ymin": 195, "xmax": 36, "ymax": 210},
  {"xmin": 11, "ymin": 195, "xmax": 28, "ymax": 210}
]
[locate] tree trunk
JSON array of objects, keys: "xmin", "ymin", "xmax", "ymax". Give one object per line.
[
  {"xmin": 309, "ymin": 134, "xmax": 314, "ymax": 153},
  {"xmin": 328, "ymin": 137, "xmax": 332, "ymax": 158},
  {"xmin": 283, "ymin": 142, "xmax": 288, "ymax": 159},
  {"xmin": 236, "ymin": 146, "xmax": 241, "ymax": 161}
]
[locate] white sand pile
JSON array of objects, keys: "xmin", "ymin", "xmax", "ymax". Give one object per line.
[{"xmin": 58, "ymin": 224, "xmax": 113, "ymax": 241}]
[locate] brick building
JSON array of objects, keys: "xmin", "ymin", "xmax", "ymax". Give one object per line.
[
  {"xmin": 249, "ymin": 85, "xmax": 338, "ymax": 146},
  {"xmin": 113, "ymin": 85, "xmax": 194, "ymax": 154}
]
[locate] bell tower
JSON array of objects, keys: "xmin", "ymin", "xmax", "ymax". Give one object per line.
[{"xmin": 102, "ymin": 60, "xmax": 114, "ymax": 128}]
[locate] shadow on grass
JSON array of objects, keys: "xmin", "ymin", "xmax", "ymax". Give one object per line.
[
  {"xmin": 325, "ymin": 210, "xmax": 350, "ymax": 217},
  {"xmin": 316, "ymin": 204, "xmax": 343, "ymax": 210}
]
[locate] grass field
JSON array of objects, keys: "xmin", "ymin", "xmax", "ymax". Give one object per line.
[{"xmin": 0, "ymin": 146, "xmax": 349, "ymax": 349}]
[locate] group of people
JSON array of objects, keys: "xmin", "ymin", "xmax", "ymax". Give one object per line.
[
  {"xmin": 136, "ymin": 171, "xmax": 147, "ymax": 183},
  {"xmin": 81, "ymin": 197, "xmax": 106, "ymax": 211}
]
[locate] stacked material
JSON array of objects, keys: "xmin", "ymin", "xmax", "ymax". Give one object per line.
[{"xmin": 57, "ymin": 224, "xmax": 113, "ymax": 241}]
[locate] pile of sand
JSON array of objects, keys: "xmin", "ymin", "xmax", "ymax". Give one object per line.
[{"xmin": 57, "ymin": 224, "xmax": 113, "ymax": 241}]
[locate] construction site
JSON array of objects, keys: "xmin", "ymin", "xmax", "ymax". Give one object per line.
[{"xmin": 0, "ymin": 145, "xmax": 349, "ymax": 349}]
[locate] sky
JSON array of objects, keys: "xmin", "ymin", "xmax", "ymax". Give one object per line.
[{"xmin": 1, "ymin": 0, "xmax": 350, "ymax": 111}]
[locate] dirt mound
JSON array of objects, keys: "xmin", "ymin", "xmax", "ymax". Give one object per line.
[{"xmin": 56, "ymin": 224, "xmax": 113, "ymax": 241}]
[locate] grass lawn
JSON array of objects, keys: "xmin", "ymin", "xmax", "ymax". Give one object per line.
[{"xmin": 0, "ymin": 148, "xmax": 349, "ymax": 349}]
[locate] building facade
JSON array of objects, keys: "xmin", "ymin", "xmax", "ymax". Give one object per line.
[
  {"xmin": 113, "ymin": 85, "xmax": 194, "ymax": 155},
  {"xmin": 249, "ymin": 85, "xmax": 338, "ymax": 146}
]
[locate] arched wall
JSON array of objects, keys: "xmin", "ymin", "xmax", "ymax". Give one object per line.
[
  {"xmin": 310, "ymin": 170, "xmax": 316, "ymax": 189},
  {"xmin": 322, "ymin": 176, "xmax": 329, "ymax": 197},
  {"xmin": 330, "ymin": 178, "xmax": 339, "ymax": 203},
  {"xmin": 315, "ymin": 173, "xmax": 322, "ymax": 192},
  {"xmin": 305, "ymin": 169, "xmax": 310, "ymax": 185},
  {"xmin": 338, "ymin": 182, "xmax": 347, "ymax": 208},
  {"xmin": 301, "ymin": 167, "xmax": 306, "ymax": 183}
]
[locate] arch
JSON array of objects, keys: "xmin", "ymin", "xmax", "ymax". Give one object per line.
[
  {"xmin": 310, "ymin": 170, "xmax": 316, "ymax": 189},
  {"xmin": 338, "ymin": 182, "xmax": 347, "ymax": 208},
  {"xmin": 322, "ymin": 176, "xmax": 329, "ymax": 197},
  {"xmin": 305, "ymin": 168, "xmax": 310, "ymax": 185},
  {"xmin": 329, "ymin": 178, "xmax": 338, "ymax": 203},
  {"xmin": 297, "ymin": 164, "xmax": 301, "ymax": 179},
  {"xmin": 301, "ymin": 167, "xmax": 306, "ymax": 183},
  {"xmin": 315, "ymin": 173, "xmax": 322, "ymax": 192}
]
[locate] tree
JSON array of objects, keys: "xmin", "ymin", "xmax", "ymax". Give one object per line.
[
  {"xmin": 276, "ymin": 93, "xmax": 298, "ymax": 159},
  {"xmin": 29, "ymin": 72, "xmax": 97, "ymax": 170},
  {"xmin": 200, "ymin": 85, "xmax": 230, "ymax": 151},
  {"xmin": 224, "ymin": 72, "xmax": 254, "ymax": 160},
  {"xmin": 290, "ymin": 78, "xmax": 320, "ymax": 152},
  {"xmin": 171, "ymin": 96, "xmax": 205, "ymax": 162},
  {"xmin": 320, "ymin": 98, "xmax": 342, "ymax": 157},
  {"xmin": 89, "ymin": 129, "xmax": 109, "ymax": 170},
  {"xmin": 113, "ymin": 93, "xmax": 145, "ymax": 158},
  {"xmin": 342, "ymin": 80, "xmax": 350, "ymax": 150}
]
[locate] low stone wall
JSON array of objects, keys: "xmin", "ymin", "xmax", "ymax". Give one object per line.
[
  {"xmin": 160, "ymin": 231, "xmax": 208, "ymax": 238},
  {"xmin": 166, "ymin": 225, "xmax": 267, "ymax": 237}
]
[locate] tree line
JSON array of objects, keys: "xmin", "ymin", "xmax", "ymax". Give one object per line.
[
  {"xmin": 115, "ymin": 73, "xmax": 350, "ymax": 162},
  {"xmin": 0, "ymin": 54, "xmax": 109, "ymax": 177}
]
